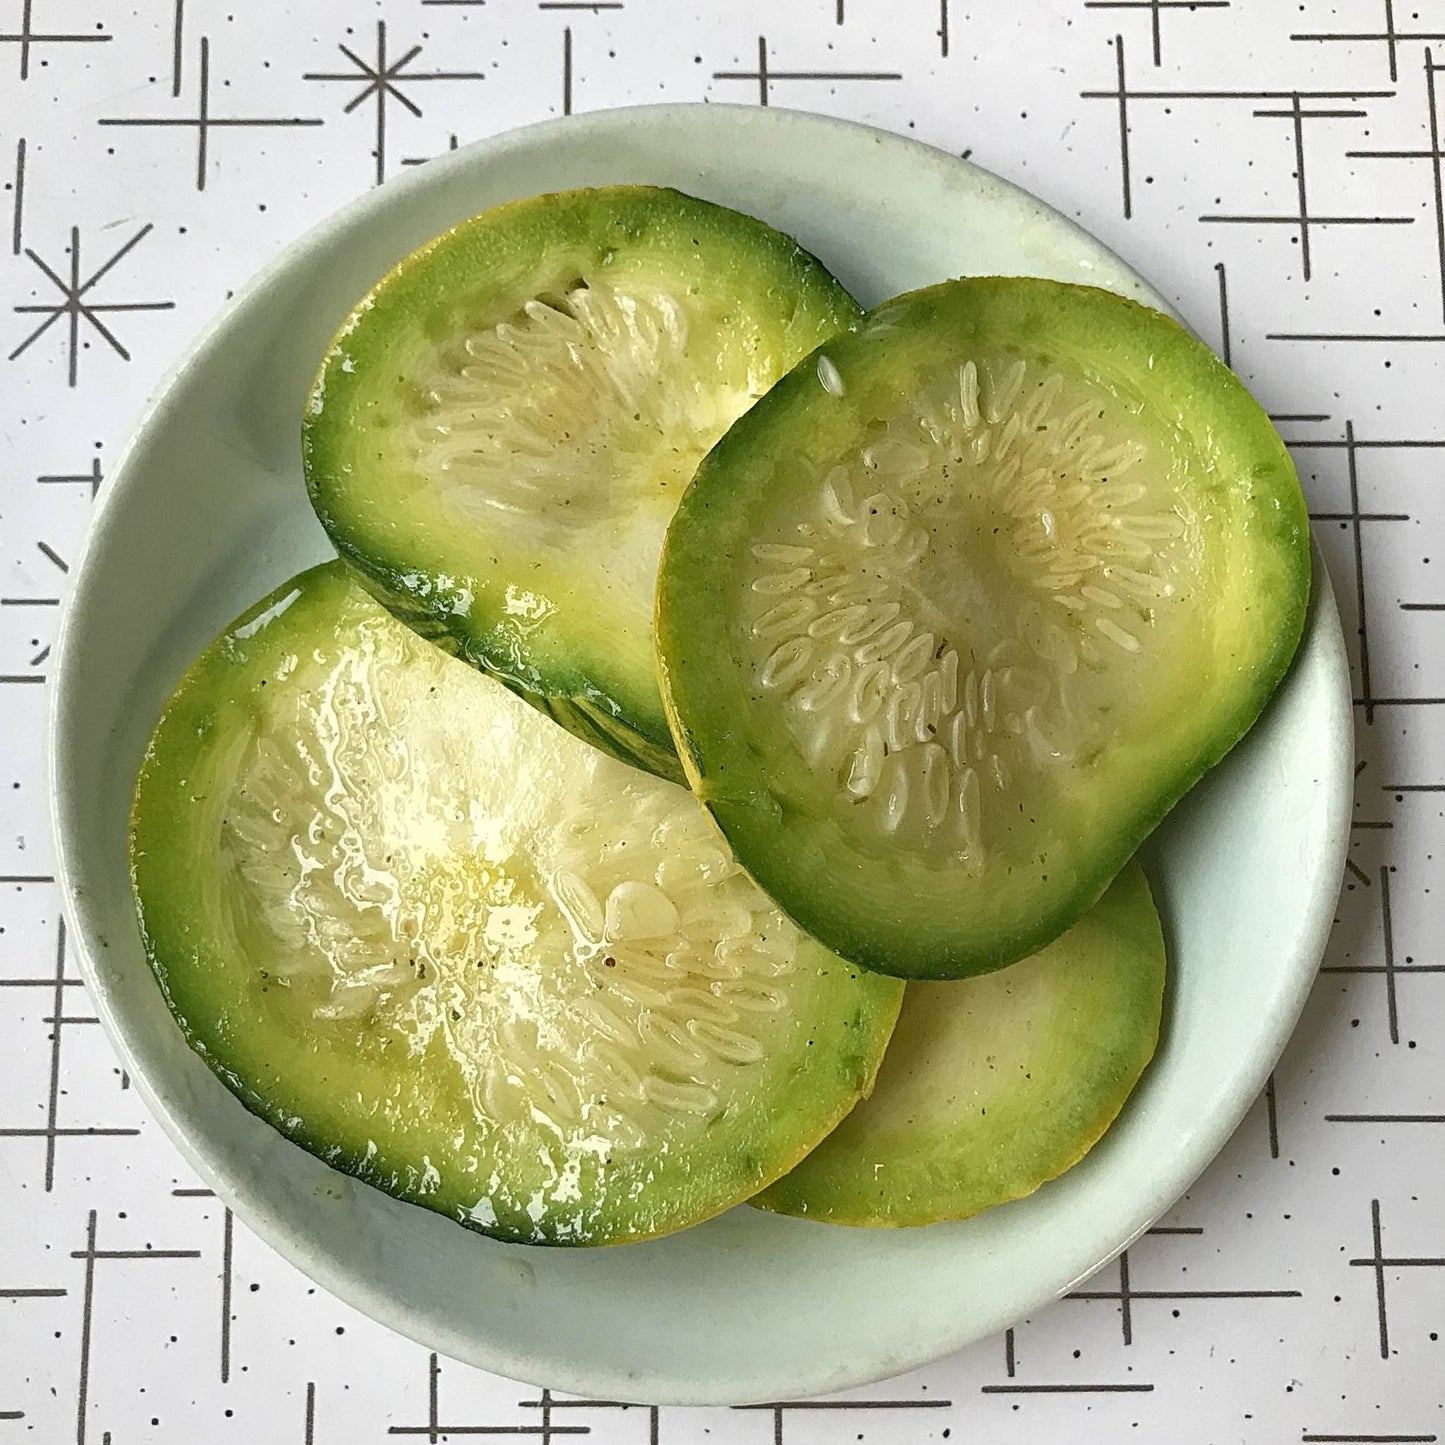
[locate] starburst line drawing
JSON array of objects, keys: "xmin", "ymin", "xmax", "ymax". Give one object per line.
[
  {"xmin": 9, "ymin": 224, "xmax": 175, "ymax": 387},
  {"xmin": 304, "ymin": 20, "xmax": 487, "ymax": 185}
]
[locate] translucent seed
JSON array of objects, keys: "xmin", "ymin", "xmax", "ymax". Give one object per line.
[
  {"xmin": 985, "ymin": 358, "xmax": 1027, "ymax": 425},
  {"xmin": 751, "ymin": 567, "xmax": 812, "ymax": 596},
  {"xmin": 1120, "ymin": 513, "xmax": 1186, "ymax": 541},
  {"xmin": 817, "ymin": 354, "xmax": 845, "ymax": 397},
  {"xmin": 679, "ymin": 895, "xmax": 754, "ymax": 942},
  {"xmin": 838, "ymin": 600, "xmax": 902, "ymax": 645},
  {"xmin": 892, "ymin": 631, "xmax": 936, "ymax": 684},
  {"xmin": 751, "ymin": 596, "xmax": 818, "ymax": 645},
  {"xmin": 643, "ymin": 1075, "xmax": 718, "ymax": 1115},
  {"xmin": 849, "ymin": 660, "xmax": 891, "ymax": 724},
  {"xmin": 892, "ymin": 527, "xmax": 930, "ymax": 570},
  {"xmin": 552, "ymin": 868, "xmax": 604, "ymax": 939},
  {"xmin": 795, "ymin": 656, "xmax": 853, "ymax": 712},
  {"xmin": 948, "ymin": 708, "xmax": 970, "ymax": 767},
  {"xmin": 1057, "ymin": 401, "xmax": 1094, "ymax": 451},
  {"xmin": 1000, "ymin": 669, "xmax": 1046, "ymax": 714},
  {"xmin": 1073, "ymin": 437, "xmax": 1106, "ymax": 478},
  {"xmin": 751, "ymin": 542, "xmax": 815, "ymax": 566},
  {"xmin": 879, "ymin": 758, "xmax": 910, "ymax": 834},
  {"xmin": 855, "ymin": 620, "xmax": 913, "ymax": 666},
  {"xmin": 994, "ymin": 412, "xmax": 1023, "ymax": 463},
  {"xmin": 918, "ymin": 670, "xmax": 943, "ymax": 737},
  {"xmin": 1028, "ymin": 619, "xmax": 1080, "ymax": 675},
  {"xmin": 1022, "ymin": 706, "xmax": 1065, "ymax": 766},
  {"xmin": 981, "ymin": 668, "xmax": 996, "ymax": 731},
  {"xmin": 687, "ymin": 1017, "xmax": 766, "ymax": 1066},
  {"xmin": 959, "ymin": 360, "xmax": 981, "ymax": 429},
  {"xmin": 886, "ymin": 681, "xmax": 922, "ymax": 752},
  {"xmin": 1106, "ymin": 565, "xmax": 1172, "ymax": 600},
  {"xmin": 797, "ymin": 710, "xmax": 845, "ymax": 769},
  {"xmin": 1101, "ymin": 482, "xmax": 1148, "ymax": 507},
  {"xmin": 314, "ymin": 983, "xmax": 378, "ymax": 1021},
  {"xmin": 861, "ymin": 499, "xmax": 906, "ymax": 548},
  {"xmin": 605, "ymin": 880, "xmax": 681, "ymax": 941},
  {"xmin": 987, "ymin": 638, "xmax": 1026, "ymax": 670},
  {"xmin": 583, "ymin": 1015, "xmax": 644, "ymax": 1075},
  {"xmin": 1096, "ymin": 616, "xmax": 1144, "ymax": 653},
  {"xmin": 866, "ymin": 438, "xmax": 930, "ymax": 476},
  {"xmin": 821, "ymin": 466, "xmax": 857, "ymax": 526},
  {"xmin": 1080, "ymin": 584, "xmax": 1124, "ymax": 610},
  {"xmin": 920, "ymin": 744, "xmax": 950, "ymax": 827},
  {"xmin": 727, "ymin": 982, "xmax": 788, "ymax": 1014},
  {"xmin": 808, "ymin": 605, "xmax": 869, "ymax": 642},
  {"xmin": 668, "ymin": 985, "xmax": 739, "ymax": 1025},
  {"xmin": 970, "ymin": 432, "xmax": 991, "ymax": 465},
  {"xmin": 938, "ymin": 649, "xmax": 960, "ymax": 714},
  {"xmin": 1083, "ymin": 440, "xmax": 1147, "ymax": 481},
  {"xmin": 655, "ymin": 847, "xmax": 734, "ymax": 894},
  {"xmin": 964, "ymin": 668, "xmax": 979, "ymax": 729},
  {"xmin": 990, "ymin": 753, "xmax": 1012, "ymax": 791},
  {"xmin": 1019, "ymin": 373, "xmax": 1064, "ymax": 431},
  {"xmin": 846, "ymin": 726, "xmax": 885, "ymax": 798},
  {"xmin": 957, "ymin": 765, "xmax": 982, "ymax": 847},
  {"xmin": 827, "ymin": 576, "xmax": 887, "ymax": 607},
  {"xmin": 760, "ymin": 636, "xmax": 814, "ymax": 690}
]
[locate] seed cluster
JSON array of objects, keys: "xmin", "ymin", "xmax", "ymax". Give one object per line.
[
  {"xmin": 222, "ymin": 613, "xmax": 799, "ymax": 1151},
  {"xmin": 410, "ymin": 281, "xmax": 752, "ymax": 534},
  {"xmin": 743, "ymin": 354, "xmax": 1191, "ymax": 856}
]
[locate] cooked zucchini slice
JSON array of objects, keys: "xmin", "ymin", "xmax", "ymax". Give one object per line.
[
  {"xmin": 129, "ymin": 563, "xmax": 901, "ymax": 1246},
  {"xmin": 754, "ymin": 862, "xmax": 1165, "ymax": 1226},
  {"xmin": 303, "ymin": 185, "xmax": 861, "ymax": 783},
  {"xmin": 657, "ymin": 277, "xmax": 1309, "ymax": 979}
]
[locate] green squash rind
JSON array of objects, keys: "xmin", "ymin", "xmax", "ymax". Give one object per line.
[
  {"xmin": 754, "ymin": 861, "xmax": 1165, "ymax": 1226},
  {"xmin": 129, "ymin": 562, "xmax": 903, "ymax": 1246},
  {"xmin": 656, "ymin": 276, "xmax": 1311, "ymax": 980},
  {"xmin": 304, "ymin": 186, "xmax": 862, "ymax": 785}
]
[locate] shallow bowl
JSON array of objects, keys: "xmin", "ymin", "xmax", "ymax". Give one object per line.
[{"xmin": 50, "ymin": 103, "xmax": 1352, "ymax": 1405}]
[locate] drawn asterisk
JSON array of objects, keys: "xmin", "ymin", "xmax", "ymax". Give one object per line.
[
  {"xmin": 8, "ymin": 224, "xmax": 175, "ymax": 388},
  {"xmin": 305, "ymin": 20, "xmax": 486, "ymax": 186}
]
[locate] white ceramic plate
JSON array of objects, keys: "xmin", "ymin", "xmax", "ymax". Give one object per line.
[{"xmin": 50, "ymin": 104, "xmax": 1352, "ymax": 1405}]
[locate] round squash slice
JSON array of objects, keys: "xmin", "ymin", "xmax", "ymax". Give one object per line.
[
  {"xmin": 656, "ymin": 277, "xmax": 1310, "ymax": 979},
  {"xmin": 129, "ymin": 563, "xmax": 901, "ymax": 1246},
  {"xmin": 754, "ymin": 861, "xmax": 1165, "ymax": 1226},
  {"xmin": 303, "ymin": 185, "xmax": 861, "ymax": 783}
]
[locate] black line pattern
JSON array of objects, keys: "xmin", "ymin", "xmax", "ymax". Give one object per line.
[
  {"xmin": 1, "ymin": 2, "xmax": 1442, "ymax": 1440},
  {"xmin": 1350, "ymin": 1199, "xmax": 1445, "ymax": 1360},
  {"xmin": 0, "ymin": 0, "xmax": 109, "ymax": 82},
  {"xmin": 712, "ymin": 35, "xmax": 902, "ymax": 107},
  {"xmin": 1066, "ymin": 1228, "xmax": 1301, "ymax": 1346},
  {"xmin": 1346, "ymin": 49, "xmax": 1445, "ymax": 321},
  {"xmin": 71, "ymin": 1210, "xmax": 202, "ymax": 1445},
  {"xmin": 1082, "ymin": 38, "xmax": 1396, "ymax": 224},
  {"xmin": 387, "ymin": 1357, "xmax": 591, "ymax": 1438},
  {"xmin": 1084, "ymin": 0, "xmax": 1230, "ymax": 67},
  {"xmin": 0, "ymin": 920, "xmax": 140, "ymax": 1188},
  {"xmin": 99, "ymin": 37, "xmax": 324, "ymax": 192}
]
